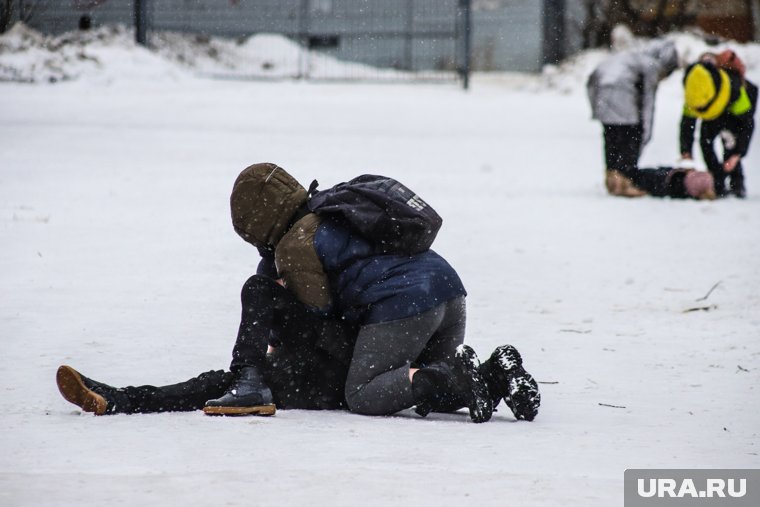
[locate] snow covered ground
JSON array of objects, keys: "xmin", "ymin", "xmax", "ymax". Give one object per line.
[{"xmin": 1, "ymin": 25, "xmax": 759, "ymax": 507}]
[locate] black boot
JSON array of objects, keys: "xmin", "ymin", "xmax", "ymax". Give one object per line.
[
  {"xmin": 56, "ymin": 365, "xmax": 131, "ymax": 415},
  {"xmin": 203, "ymin": 366, "xmax": 275, "ymax": 416},
  {"xmin": 480, "ymin": 345, "xmax": 540, "ymax": 421},
  {"xmin": 730, "ymin": 169, "xmax": 746, "ymax": 198},
  {"xmin": 412, "ymin": 362, "xmax": 464, "ymax": 417},
  {"xmin": 412, "ymin": 345, "xmax": 493, "ymax": 423}
]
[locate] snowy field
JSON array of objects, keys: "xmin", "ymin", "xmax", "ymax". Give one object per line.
[{"xmin": 1, "ymin": 27, "xmax": 759, "ymax": 507}]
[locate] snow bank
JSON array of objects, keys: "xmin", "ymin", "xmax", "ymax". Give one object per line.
[
  {"xmin": 0, "ymin": 22, "xmax": 408, "ymax": 84},
  {"xmin": 0, "ymin": 23, "xmax": 187, "ymax": 83},
  {"xmin": 4, "ymin": 21, "xmax": 760, "ymax": 89}
]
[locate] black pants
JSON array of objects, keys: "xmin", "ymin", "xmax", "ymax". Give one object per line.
[
  {"xmin": 345, "ymin": 297, "xmax": 466, "ymax": 415},
  {"xmin": 230, "ymin": 275, "xmax": 356, "ymax": 408},
  {"xmin": 699, "ymin": 119, "xmax": 745, "ymax": 196},
  {"xmin": 106, "ymin": 275, "xmax": 356, "ymax": 413},
  {"xmin": 109, "ymin": 370, "xmax": 234, "ymax": 414},
  {"xmin": 603, "ymin": 123, "xmax": 642, "ymax": 178}
]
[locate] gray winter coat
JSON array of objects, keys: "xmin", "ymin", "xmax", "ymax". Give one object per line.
[{"xmin": 587, "ymin": 39, "xmax": 678, "ymax": 148}]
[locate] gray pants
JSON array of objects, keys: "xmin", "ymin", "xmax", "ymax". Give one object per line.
[{"xmin": 344, "ymin": 296, "xmax": 466, "ymax": 415}]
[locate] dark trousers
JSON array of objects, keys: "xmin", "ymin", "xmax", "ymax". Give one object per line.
[
  {"xmin": 112, "ymin": 370, "xmax": 234, "ymax": 414},
  {"xmin": 345, "ymin": 296, "xmax": 466, "ymax": 415},
  {"xmin": 232, "ymin": 274, "xmax": 355, "ymax": 409},
  {"xmin": 603, "ymin": 123, "xmax": 643, "ymax": 178},
  {"xmin": 699, "ymin": 119, "xmax": 745, "ymax": 196},
  {"xmin": 231, "ymin": 274, "xmax": 324, "ymax": 371},
  {"xmin": 107, "ymin": 351, "xmax": 349, "ymax": 414},
  {"xmin": 105, "ymin": 275, "xmax": 355, "ymax": 413}
]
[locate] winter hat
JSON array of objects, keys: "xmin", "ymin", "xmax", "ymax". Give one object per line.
[
  {"xmin": 230, "ymin": 163, "xmax": 308, "ymax": 249},
  {"xmin": 683, "ymin": 62, "xmax": 730, "ymax": 120},
  {"xmin": 683, "ymin": 170, "xmax": 715, "ymax": 200},
  {"xmin": 715, "ymin": 49, "xmax": 746, "ymax": 79}
]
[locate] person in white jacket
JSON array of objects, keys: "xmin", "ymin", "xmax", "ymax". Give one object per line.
[{"xmin": 587, "ymin": 38, "xmax": 679, "ymax": 196}]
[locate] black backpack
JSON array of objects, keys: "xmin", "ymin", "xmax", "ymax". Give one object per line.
[{"xmin": 307, "ymin": 175, "xmax": 442, "ymax": 255}]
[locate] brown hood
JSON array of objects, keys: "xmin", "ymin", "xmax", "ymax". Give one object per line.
[{"xmin": 230, "ymin": 163, "xmax": 308, "ymax": 249}]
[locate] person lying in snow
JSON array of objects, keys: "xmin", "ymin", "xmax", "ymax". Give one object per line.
[
  {"xmin": 57, "ymin": 163, "xmax": 541, "ymax": 423},
  {"xmin": 605, "ymin": 167, "xmax": 716, "ymax": 200}
]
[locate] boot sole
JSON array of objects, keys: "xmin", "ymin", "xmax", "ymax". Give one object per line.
[
  {"xmin": 56, "ymin": 365, "xmax": 108, "ymax": 416},
  {"xmin": 508, "ymin": 374, "xmax": 540, "ymax": 422},
  {"xmin": 455, "ymin": 345, "xmax": 493, "ymax": 423},
  {"xmin": 492, "ymin": 345, "xmax": 540, "ymax": 421},
  {"xmin": 202, "ymin": 404, "xmax": 276, "ymax": 416},
  {"xmin": 493, "ymin": 345, "xmax": 523, "ymax": 372}
]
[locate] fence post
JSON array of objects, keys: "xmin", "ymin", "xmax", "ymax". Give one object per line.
[
  {"xmin": 135, "ymin": 0, "xmax": 148, "ymax": 46},
  {"xmin": 542, "ymin": 0, "xmax": 565, "ymax": 65},
  {"xmin": 405, "ymin": 0, "xmax": 414, "ymax": 71},
  {"xmin": 459, "ymin": 0, "xmax": 472, "ymax": 90},
  {"xmin": 298, "ymin": 0, "xmax": 309, "ymax": 79}
]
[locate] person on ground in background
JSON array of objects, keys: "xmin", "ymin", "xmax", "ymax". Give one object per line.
[
  {"xmin": 587, "ymin": 38, "xmax": 679, "ymax": 197},
  {"xmin": 630, "ymin": 167, "xmax": 715, "ymax": 200},
  {"xmin": 680, "ymin": 51, "xmax": 757, "ymax": 198}
]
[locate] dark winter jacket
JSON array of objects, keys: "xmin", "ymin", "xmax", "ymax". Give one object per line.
[
  {"xmin": 680, "ymin": 73, "xmax": 757, "ymax": 163},
  {"xmin": 275, "ymin": 213, "xmax": 466, "ymax": 325},
  {"xmin": 632, "ymin": 167, "xmax": 690, "ymax": 198}
]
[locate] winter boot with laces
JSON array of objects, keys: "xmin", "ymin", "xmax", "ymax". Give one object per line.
[
  {"xmin": 480, "ymin": 345, "xmax": 540, "ymax": 421},
  {"xmin": 56, "ymin": 365, "xmax": 131, "ymax": 415},
  {"xmin": 203, "ymin": 366, "xmax": 276, "ymax": 416},
  {"xmin": 412, "ymin": 344, "xmax": 493, "ymax": 423}
]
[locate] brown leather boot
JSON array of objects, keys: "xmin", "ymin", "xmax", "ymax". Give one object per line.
[{"xmin": 605, "ymin": 170, "xmax": 646, "ymax": 197}]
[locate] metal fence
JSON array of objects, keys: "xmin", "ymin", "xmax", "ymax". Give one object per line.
[
  {"xmin": 146, "ymin": 0, "xmax": 472, "ymax": 87},
  {"xmin": 16, "ymin": 0, "xmax": 472, "ymax": 87}
]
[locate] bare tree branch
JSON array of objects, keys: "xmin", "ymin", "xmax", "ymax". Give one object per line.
[{"xmin": 696, "ymin": 281, "xmax": 721, "ymax": 302}]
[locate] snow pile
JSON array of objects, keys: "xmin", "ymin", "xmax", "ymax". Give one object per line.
[
  {"xmin": 0, "ymin": 22, "xmax": 98, "ymax": 83},
  {"xmin": 149, "ymin": 30, "xmax": 305, "ymax": 78},
  {"xmin": 0, "ymin": 22, "xmax": 408, "ymax": 83},
  {"xmin": 0, "ymin": 23, "xmax": 187, "ymax": 83}
]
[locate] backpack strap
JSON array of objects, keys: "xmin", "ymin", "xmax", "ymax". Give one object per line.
[{"xmin": 307, "ymin": 179, "xmax": 320, "ymax": 198}]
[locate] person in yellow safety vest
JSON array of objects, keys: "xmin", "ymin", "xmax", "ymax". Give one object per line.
[{"xmin": 680, "ymin": 59, "xmax": 757, "ymax": 198}]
